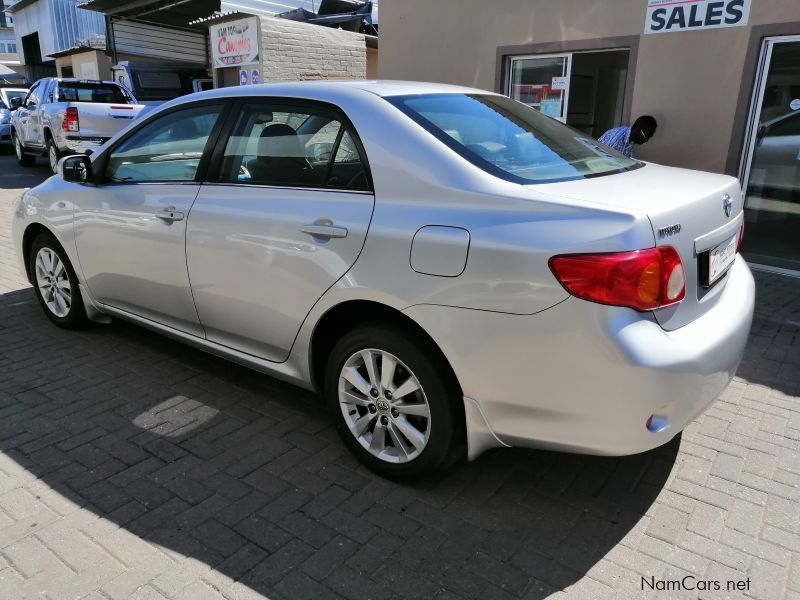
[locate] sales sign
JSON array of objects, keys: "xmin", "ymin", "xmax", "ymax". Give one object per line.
[
  {"xmin": 211, "ymin": 17, "xmax": 260, "ymax": 67},
  {"xmin": 644, "ymin": 0, "xmax": 751, "ymax": 34}
]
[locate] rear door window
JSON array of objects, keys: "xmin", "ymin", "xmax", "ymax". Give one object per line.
[{"xmin": 217, "ymin": 101, "xmax": 371, "ymax": 191}]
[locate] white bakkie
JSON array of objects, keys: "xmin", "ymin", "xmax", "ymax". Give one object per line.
[{"xmin": 9, "ymin": 78, "xmax": 147, "ymax": 174}]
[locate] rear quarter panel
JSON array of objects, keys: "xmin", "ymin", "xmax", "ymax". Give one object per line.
[{"xmin": 330, "ymin": 90, "xmax": 656, "ymax": 315}]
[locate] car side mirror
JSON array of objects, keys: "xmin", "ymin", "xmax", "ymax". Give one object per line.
[
  {"xmin": 9, "ymin": 97, "xmax": 21, "ymax": 110},
  {"xmin": 59, "ymin": 155, "xmax": 92, "ymax": 184}
]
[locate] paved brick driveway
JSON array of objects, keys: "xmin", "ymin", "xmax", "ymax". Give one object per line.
[{"xmin": 0, "ymin": 153, "xmax": 798, "ymax": 600}]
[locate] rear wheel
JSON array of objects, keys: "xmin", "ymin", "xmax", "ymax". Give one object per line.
[
  {"xmin": 325, "ymin": 323, "xmax": 462, "ymax": 479},
  {"xmin": 46, "ymin": 138, "xmax": 60, "ymax": 174},
  {"xmin": 29, "ymin": 232, "xmax": 88, "ymax": 329},
  {"xmin": 13, "ymin": 132, "xmax": 34, "ymax": 166}
]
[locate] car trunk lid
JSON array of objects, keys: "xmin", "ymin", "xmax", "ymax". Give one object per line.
[{"xmin": 529, "ymin": 163, "xmax": 744, "ymax": 330}]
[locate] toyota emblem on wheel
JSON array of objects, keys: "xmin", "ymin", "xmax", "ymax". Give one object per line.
[{"xmin": 723, "ymin": 194, "xmax": 733, "ymax": 218}]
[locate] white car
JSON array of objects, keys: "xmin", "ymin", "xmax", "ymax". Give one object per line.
[{"xmin": 12, "ymin": 81, "xmax": 754, "ymax": 478}]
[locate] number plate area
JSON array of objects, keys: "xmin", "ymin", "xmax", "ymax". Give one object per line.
[{"xmin": 700, "ymin": 233, "xmax": 737, "ymax": 287}]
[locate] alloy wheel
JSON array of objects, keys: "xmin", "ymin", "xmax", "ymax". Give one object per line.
[
  {"xmin": 35, "ymin": 247, "xmax": 72, "ymax": 318},
  {"xmin": 14, "ymin": 136, "xmax": 23, "ymax": 161},
  {"xmin": 338, "ymin": 349, "xmax": 431, "ymax": 463}
]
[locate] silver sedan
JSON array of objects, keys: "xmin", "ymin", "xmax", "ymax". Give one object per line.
[{"xmin": 12, "ymin": 81, "xmax": 755, "ymax": 478}]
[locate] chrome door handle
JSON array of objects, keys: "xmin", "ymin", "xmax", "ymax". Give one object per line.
[
  {"xmin": 301, "ymin": 224, "xmax": 348, "ymax": 239},
  {"xmin": 155, "ymin": 208, "xmax": 185, "ymax": 222}
]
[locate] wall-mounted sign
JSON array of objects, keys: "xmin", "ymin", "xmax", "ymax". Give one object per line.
[
  {"xmin": 240, "ymin": 69, "xmax": 249, "ymax": 86},
  {"xmin": 551, "ymin": 76, "xmax": 569, "ymax": 91},
  {"xmin": 644, "ymin": 0, "xmax": 750, "ymax": 35},
  {"xmin": 251, "ymin": 68, "xmax": 260, "ymax": 85},
  {"xmin": 211, "ymin": 17, "xmax": 260, "ymax": 68}
]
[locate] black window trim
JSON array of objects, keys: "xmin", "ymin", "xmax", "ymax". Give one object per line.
[
  {"xmin": 90, "ymin": 98, "xmax": 232, "ymax": 186},
  {"xmin": 204, "ymin": 96, "xmax": 374, "ymax": 194},
  {"xmin": 24, "ymin": 80, "xmax": 42, "ymax": 107}
]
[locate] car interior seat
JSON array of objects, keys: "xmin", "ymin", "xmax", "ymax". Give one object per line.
[{"xmin": 247, "ymin": 123, "xmax": 313, "ymax": 185}]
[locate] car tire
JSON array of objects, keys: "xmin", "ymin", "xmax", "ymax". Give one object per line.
[
  {"xmin": 46, "ymin": 138, "xmax": 61, "ymax": 174},
  {"xmin": 325, "ymin": 323, "xmax": 463, "ymax": 479},
  {"xmin": 13, "ymin": 132, "xmax": 35, "ymax": 166},
  {"xmin": 28, "ymin": 232, "xmax": 88, "ymax": 329}
]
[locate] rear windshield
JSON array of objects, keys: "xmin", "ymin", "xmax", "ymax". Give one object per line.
[
  {"xmin": 57, "ymin": 83, "xmax": 134, "ymax": 104},
  {"xmin": 388, "ymin": 93, "xmax": 641, "ymax": 184}
]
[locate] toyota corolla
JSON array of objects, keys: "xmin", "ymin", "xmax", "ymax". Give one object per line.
[{"xmin": 12, "ymin": 81, "xmax": 755, "ymax": 478}]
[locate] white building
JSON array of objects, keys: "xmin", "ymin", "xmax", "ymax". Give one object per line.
[
  {"xmin": 6, "ymin": 0, "xmax": 105, "ymax": 81},
  {"xmin": 0, "ymin": 1, "xmax": 24, "ymax": 82}
]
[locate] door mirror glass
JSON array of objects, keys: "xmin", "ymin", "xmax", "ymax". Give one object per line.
[
  {"xmin": 9, "ymin": 97, "xmax": 21, "ymax": 110},
  {"xmin": 59, "ymin": 155, "xmax": 92, "ymax": 183}
]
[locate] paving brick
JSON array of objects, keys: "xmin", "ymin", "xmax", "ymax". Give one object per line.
[
  {"xmin": 325, "ymin": 566, "xmax": 393, "ymax": 600},
  {"xmin": 243, "ymin": 538, "xmax": 315, "ymax": 587},
  {"xmin": 687, "ymin": 502, "xmax": 725, "ymax": 540},
  {"xmin": 646, "ymin": 504, "xmax": 689, "ymax": 545},
  {"xmin": 726, "ymin": 498, "xmax": 764, "ymax": 537}
]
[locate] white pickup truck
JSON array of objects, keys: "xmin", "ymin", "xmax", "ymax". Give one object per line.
[{"xmin": 10, "ymin": 78, "xmax": 148, "ymax": 173}]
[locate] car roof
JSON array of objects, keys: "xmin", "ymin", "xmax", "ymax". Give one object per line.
[{"xmin": 195, "ymin": 80, "xmax": 494, "ymax": 101}]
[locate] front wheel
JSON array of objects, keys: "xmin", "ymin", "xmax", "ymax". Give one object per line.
[
  {"xmin": 325, "ymin": 324, "xmax": 463, "ymax": 479},
  {"xmin": 13, "ymin": 133, "xmax": 35, "ymax": 166},
  {"xmin": 29, "ymin": 232, "xmax": 88, "ymax": 329}
]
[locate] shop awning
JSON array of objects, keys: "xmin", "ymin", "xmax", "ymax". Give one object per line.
[{"xmin": 0, "ymin": 64, "xmax": 25, "ymax": 80}]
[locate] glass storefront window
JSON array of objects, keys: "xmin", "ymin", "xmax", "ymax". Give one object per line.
[
  {"xmin": 507, "ymin": 55, "xmax": 570, "ymax": 121},
  {"xmin": 742, "ymin": 39, "xmax": 800, "ymax": 270}
]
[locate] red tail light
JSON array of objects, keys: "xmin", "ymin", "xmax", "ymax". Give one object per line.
[
  {"xmin": 549, "ymin": 246, "xmax": 686, "ymax": 312},
  {"xmin": 63, "ymin": 107, "xmax": 79, "ymax": 132},
  {"xmin": 736, "ymin": 220, "xmax": 744, "ymax": 253}
]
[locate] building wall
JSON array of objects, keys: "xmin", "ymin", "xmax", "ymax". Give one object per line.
[
  {"xmin": 55, "ymin": 49, "xmax": 111, "ymax": 79},
  {"xmin": 260, "ymin": 16, "xmax": 366, "ymax": 82},
  {"xmin": 366, "ymin": 45, "xmax": 377, "ymax": 78},
  {"xmin": 380, "ymin": 0, "xmax": 800, "ymax": 174},
  {"xmin": 12, "ymin": 0, "xmax": 105, "ymax": 59},
  {"xmin": 0, "ymin": 26, "xmax": 18, "ymax": 60}
]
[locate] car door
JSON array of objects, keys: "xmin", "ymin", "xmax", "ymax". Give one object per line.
[
  {"xmin": 73, "ymin": 100, "xmax": 227, "ymax": 336},
  {"xmin": 16, "ymin": 81, "xmax": 40, "ymax": 144},
  {"xmin": 27, "ymin": 79, "xmax": 52, "ymax": 146},
  {"xmin": 186, "ymin": 99, "xmax": 375, "ymax": 361}
]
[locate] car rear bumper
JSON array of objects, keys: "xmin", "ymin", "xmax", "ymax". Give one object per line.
[
  {"xmin": 62, "ymin": 135, "xmax": 109, "ymax": 154},
  {"xmin": 404, "ymin": 255, "xmax": 755, "ymax": 458}
]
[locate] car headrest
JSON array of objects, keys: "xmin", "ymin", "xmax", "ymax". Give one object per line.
[{"xmin": 257, "ymin": 123, "xmax": 304, "ymax": 159}]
